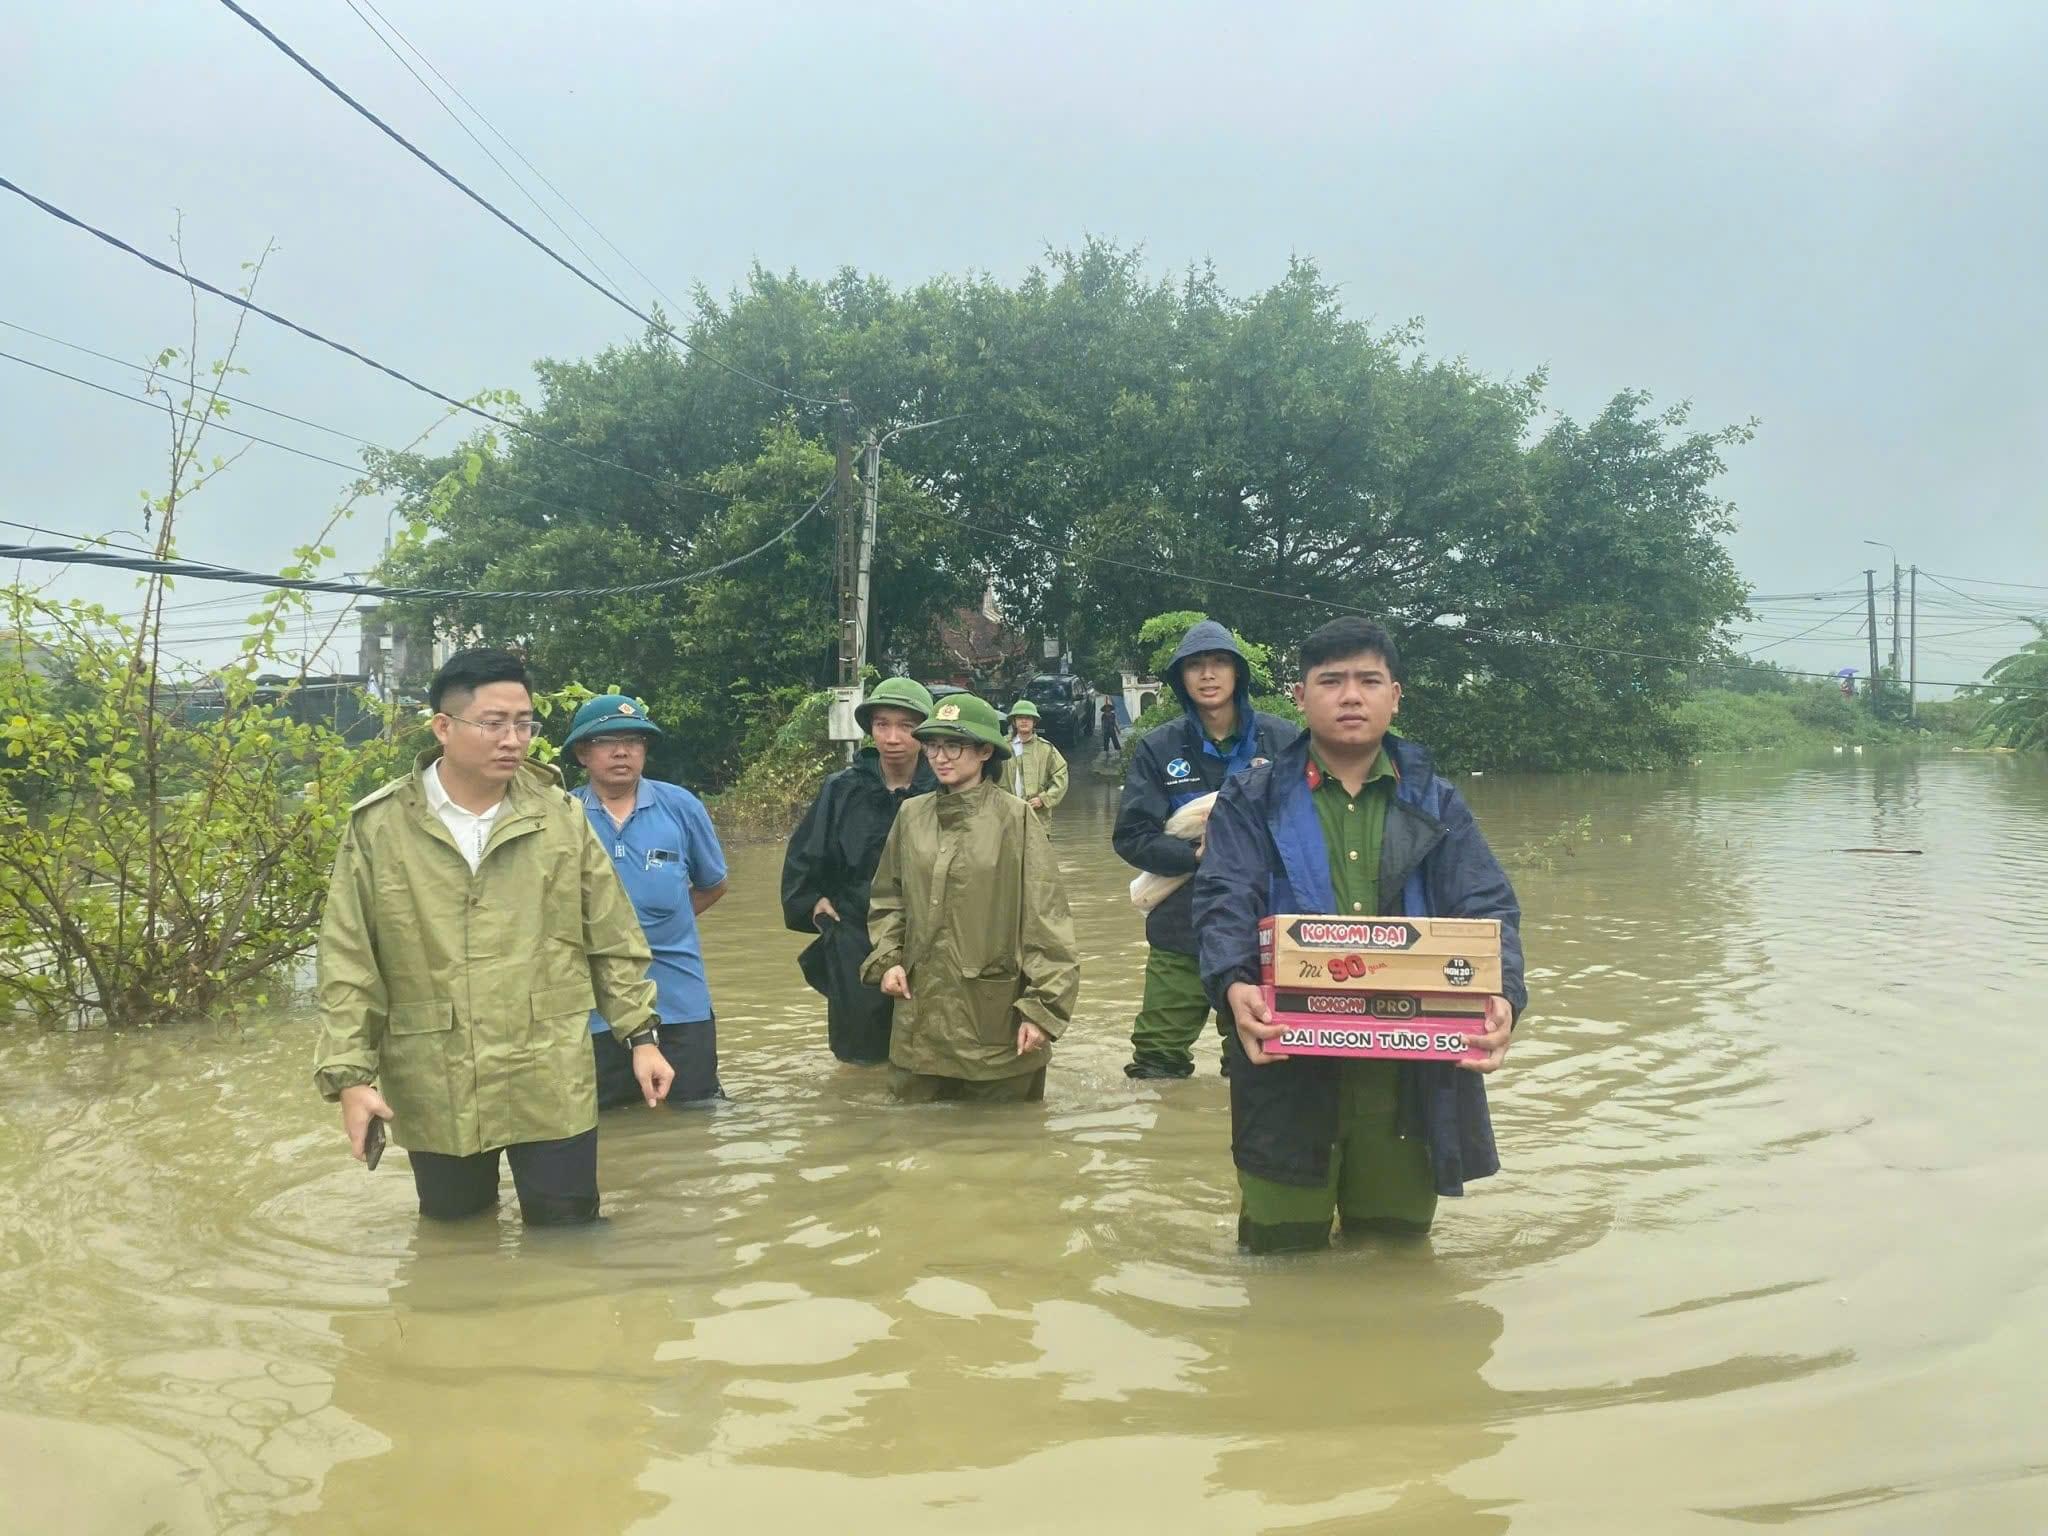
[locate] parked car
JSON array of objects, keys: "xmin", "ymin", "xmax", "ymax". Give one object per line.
[{"xmin": 1017, "ymin": 673, "xmax": 1091, "ymax": 749}]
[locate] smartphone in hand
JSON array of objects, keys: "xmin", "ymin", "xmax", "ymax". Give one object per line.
[{"xmin": 365, "ymin": 1115, "xmax": 386, "ymax": 1171}]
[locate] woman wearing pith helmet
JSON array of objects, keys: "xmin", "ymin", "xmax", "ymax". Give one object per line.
[
  {"xmin": 861, "ymin": 693, "xmax": 1080, "ymax": 1102},
  {"xmin": 1003, "ymin": 699, "xmax": 1069, "ymax": 822},
  {"xmin": 564, "ymin": 693, "xmax": 730, "ymax": 1107}
]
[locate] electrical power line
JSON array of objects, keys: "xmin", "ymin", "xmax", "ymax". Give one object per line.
[
  {"xmin": 10, "ymin": 505, "xmax": 2039, "ymax": 694},
  {"xmin": 0, "ymin": 327, "xmax": 729, "ymax": 529},
  {"xmin": 214, "ymin": 0, "xmax": 837, "ymax": 412},
  {"xmin": 0, "ymin": 482, "xmax": 829, "ymax": 602},
  {"xmin": 1924, "ymin": 570, "xmax": 2048, "ymax": 594},
  {"xmin": 1921, "ymin": 571, "xmax": 2045, "ymax": 614},
  {"xmin": 873, "ymin": 499, "xmax": 2045, "ymax": 694},
  {"xmin": 0, "ymin": 176, "xmax": 726, "ymax": 508},
  {"xmin": 1739, "ymin": 601, "xmax": 1868, "ymax": 655},
  {"xmin": 1745, "ymin": 589, "xmax": 1861, "ymax": 604},
  {"xmin": 2, "ymin": 315, "xmax": 386, "ymax": 447},
  {"xmin": 3, "ymin": 347, "xmax": 375, "ymax": 478},
  {"xmin": 339, "ymin": 0, "xmax": 628, "ymax": 301},
  {"xmin": 350, "ymin": 0, "xmax": 686, "ymax": 319}
]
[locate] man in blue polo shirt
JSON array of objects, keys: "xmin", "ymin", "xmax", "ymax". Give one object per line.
[{"xmin": 565, "ymin": 694, "xmax": 730, "ymax": 1107}]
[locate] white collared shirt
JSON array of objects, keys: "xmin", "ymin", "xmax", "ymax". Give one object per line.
[{"xmin": 424, "ymin": 761, "xmax": 505, "ymax": 875}]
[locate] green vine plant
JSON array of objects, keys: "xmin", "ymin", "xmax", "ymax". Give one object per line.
[{"xmin": 0, "ymin": 237, "xmax": 458, "ymax": 1029}]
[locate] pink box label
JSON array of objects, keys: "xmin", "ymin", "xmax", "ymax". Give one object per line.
[{"xmin": 1268, "ymin": 1015, "xmax": 1486, "ymax": 1063}]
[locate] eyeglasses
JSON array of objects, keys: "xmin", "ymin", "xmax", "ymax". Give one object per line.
[
  {"xmin": 444, "ymin": 713, "xmax": 539, "ymax": 740},
  {"xmin": 921, "ymin": 738, "xmax": 972, "ymax": 760},
  {"xmin": 585, "ymin": 733, "xmax": 647, "ymax": 751}
]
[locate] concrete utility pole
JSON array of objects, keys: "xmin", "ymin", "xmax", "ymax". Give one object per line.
[
  {"xmin": 827, "ymin": 408, "xmax": 966, "ymax": 757},
  {"xmin": 857, "ymin": 431, "xmax": 880, "ymax": 681},
  {"xmin": 1862, "ymin": 540, "xmax": 1902, "ymax": 709},
  {"xmin": 1865, "ymin": 568, "xmax": 1883, "ymax": 710},
  {"xmin": 830, "ymin": 395, "xmax": 861, "ymax": 762},
  {"xmin": 1909, "ymin": 565, "xmax": 1919, "ymax": 718},
  {"xmin": 834, "ymin": 393, "xmax": 859, "ymax": 691},
  {"xmin": 1890, "ymin": 564, "xmax": 1903, "ymax": 683}
]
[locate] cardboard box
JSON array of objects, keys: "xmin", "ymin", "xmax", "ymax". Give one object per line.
[
  {"xmin": 1262, "ymin": 984, "xmax": 1489, "ymax": 1062},
  {"xmin": 1258, "ymin": 915, "xmax": 1502, "ymax": 995}
]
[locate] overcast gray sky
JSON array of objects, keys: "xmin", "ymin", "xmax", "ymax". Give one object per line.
[{"xmin": 5, "ymin": 0, "xmax": 2044, "ymax": 689}]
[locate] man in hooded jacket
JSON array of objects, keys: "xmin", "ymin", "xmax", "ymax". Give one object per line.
[
  {"xmin": 1112, "ymin": 619, "xmax": 1294, "ymax": 1078},
  {"xmin": 781, "ymin": 677, "xmax": 938, "ymax": 1064}
]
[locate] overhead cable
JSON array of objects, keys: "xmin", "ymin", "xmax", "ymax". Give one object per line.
[
  {"xmin": 214, "ymin": 0, "xmax": 836, "ymax": 410},
  {"xmin": 0, "ymin": 334, "xmax": 725, "ymax": 526},
  {"xmin": 339, "ymin": 0, "xmax": 628, "ymax": 301},
  {"xmin": 0, "ymin": 176, "xmax": 723, "ymax": 505},
  {"xmin": 0, "ymin": 482, "xmax": 830, "ymax": 602},
  {"xmin": 344, "ymin": 0, "xmax": 683, "ymax": 317},
  {"xmin": 877, "ymin": 498, "xmax": 2036, "ymax": 693}
]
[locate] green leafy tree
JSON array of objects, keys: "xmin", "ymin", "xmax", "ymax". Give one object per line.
[
  {"xmin": 1136, "ymin": 610, "xmax": 1276, "ymax": 690},
  {"xmin": 1, "ymin": 267, "xmax": 405, "ymax": 1027},
  {"xmin": 374, "ymin": 240, "xmax": 1752, "ymax": 777},
  {"xmin": 375, "ymin": 408, "xmax": 981, "ymax": 789},
  {"xmin": 1971, "ymin": 623, "xmax": 2048, "ymax": 750}
]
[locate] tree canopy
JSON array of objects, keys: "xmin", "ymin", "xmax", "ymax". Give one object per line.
[{"xmin": 374, "ymin": 239, "xmax": 1751, "ymax": 781}]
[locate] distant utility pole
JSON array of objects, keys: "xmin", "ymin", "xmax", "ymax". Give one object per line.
[
  {"xmin": 1862, "ymin": 539, "xmax": 1903, "ymax": 712},
  {"xmin": 1909, "ymin": 565, "xmax": 1919, "ymax": 718},
  {"xmin": 828, "ymin": 406, "xmax": 966, "ymax": 757},
  {"xmin": 1865, "ymin": 568, "xmax": 1882, "ymax": 711},
  {"xmin": 1890, "ymin": 563, "xmax": 1903, "ymax": 683},
  {"xmin": 853, "ymin": 413, "xmax": 964, "ymax": 679},
  {"xmin": 857, "ymin": 430, "xmax": 880, "ymax": 681},
  {"xmin": 834, "ymin": 393, "xmax": 859, "ymax": 692}
]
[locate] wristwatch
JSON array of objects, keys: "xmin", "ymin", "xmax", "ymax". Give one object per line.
[{"xmin": 625, "ymin": 1027, "xmax": 659, "ymax": 1050}]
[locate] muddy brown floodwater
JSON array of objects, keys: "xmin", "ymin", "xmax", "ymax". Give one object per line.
[{"xmin": 2, "ymin": 749, "xmax": 2045, "ymax": 1533}]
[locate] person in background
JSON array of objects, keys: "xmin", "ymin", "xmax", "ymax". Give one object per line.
[
  {"xmin": 313, "ymin": 649, "xmax": 669, "ymax": 1227},
  {"xmin": 863, "ymin": 693, "xmax": 1079, "ymax": 1103},
  {"xmin": 1113, "ymin": 620, "xmax": 1293, "ymax": 1079},
  {"xmin": 1100, "ymin": 697, "xmax": 1122, "ymax": 753},
  {"xmin": 1194, "ymin": 617, "xmax": 1524, "ymax": 1254},
  {"xmin": 781, "ymin": 677, "xmax": 938, "ymax": 1065},
  {"xmin": 1003, "ymin": 699, "xmax": 1069, "ymax": 822},
  {"xmin": 566, "ymin": 694, "xmax": 729, "ymax": 1106}
]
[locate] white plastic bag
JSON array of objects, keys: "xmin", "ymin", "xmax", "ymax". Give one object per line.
[{"xmin": 1128, "ymin": 791, "xmax": 1217, "ymax": 910}]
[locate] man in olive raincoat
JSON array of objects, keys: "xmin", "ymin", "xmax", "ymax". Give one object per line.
[
  {"xmin": 781, "ymin": 676, "xmax": 939, "ymax": 1065},
  {"xmin": 861, "ymin": 693, "xmax": 1079, "ymax": 1102},
  {"xmin": 313, "ymin": 649, "xmax": 670, "ymax": 1226},
  {"xmin": 1002, "ymin": 699, "xmax": 1069, "ymax": 822}
]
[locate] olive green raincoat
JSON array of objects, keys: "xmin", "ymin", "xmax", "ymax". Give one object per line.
[
  {"xmin": 1003, "ymin": 736, "xmax": 1069, "ymax": 819},
  {"xmin": 860, "ymin": 780, "xmax": 1079, "ymax": 1081},
  {"xmin": 312, "ymin": 752, "xmax": 657, "ymax": 1155}
]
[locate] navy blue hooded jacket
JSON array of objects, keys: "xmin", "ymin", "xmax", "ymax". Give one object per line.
[
  {"xmin": 1193, "ymin": 728, "xmax": 1527, "ymax": 1195},
  {"xmin": 1112, "ymin": 620, "xmax": 1294, "ymax": 956}
]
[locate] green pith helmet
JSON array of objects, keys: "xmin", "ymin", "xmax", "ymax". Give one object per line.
[
  {"xmin": 914, "ymin": 692, "xmax": 1011, "ymax": 761},
  {"xmin": 1005, "ymin": 699, "xmax": 1041, "ymax": 722},
  {"xmin": 563, "ymin": 693, "xmax": 662, "ymax": 748},
  {"xmin": 856, "ymin": 675, "xmax": 935, "ymax": 733}
]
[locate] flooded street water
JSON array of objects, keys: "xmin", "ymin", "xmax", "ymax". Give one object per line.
[{"xmin": 3, "ymin": 749, "xmax": 2045, "ymax": 1534}]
